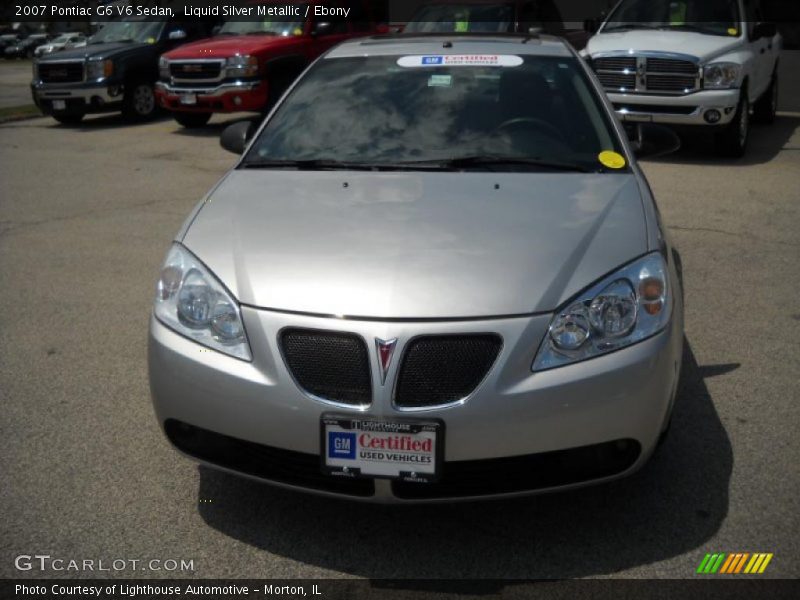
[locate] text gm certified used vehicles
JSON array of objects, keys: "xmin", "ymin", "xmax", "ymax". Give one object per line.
[
  {"xmin": 156, "ymin": 0, "xmax": 378, "ymax": 128},
  {"xmin": 31, "ymin": 18, "xmax": 215, "ymax": 124},
  {"xmin": 583, "ymin": 0, "xmax": 781, "ymax": 157},
  {"xmin": 149, "ymin": 35, "xmax": 685, "ymax": 502}
]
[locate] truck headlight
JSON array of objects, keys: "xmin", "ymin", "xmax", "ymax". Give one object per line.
[
  {"xmin": 703, "ymin": 63, "xmax": 741, "ymax": 89},
  {"xmin": 154, "ymin": 244, "xmax": 251, "ymax": 361},
  {"xmin": 86, "ymin": 59, "xmax": 113, "ymax": 80},
  {"xmin": 225, "ymin": 55, "xmax": 259, "ymax": 78},
  {"xmin": 533, "ymin": 253, "xmax": 671, "ymax": 371},
  {"xmin": 158, "ymin": 56, "xmax": 170, "ymax": 80}
]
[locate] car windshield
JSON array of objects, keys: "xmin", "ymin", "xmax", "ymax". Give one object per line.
[
  {"xmin": 51, "ymin": 34, "xmax": 73, "ymax": 44},
  {"xmin": 404, "ymin": 3, "xmax": 515, "ymax": 33},
  {"xmin": 603, "ymin": 0, "xmax": 741, "ymax": 36},
  {"xmin": 244, "ymin": 54, "xmax": 624, "ymax": 172},
  {"xmin": 88, "ymin": 20, "xmax": 164, "ymax": 44}
]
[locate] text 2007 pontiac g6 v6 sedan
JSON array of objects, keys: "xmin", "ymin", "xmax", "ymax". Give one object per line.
[{"xmin": 148, "ymin": 35, "xmax": 685, "ymax": 502}]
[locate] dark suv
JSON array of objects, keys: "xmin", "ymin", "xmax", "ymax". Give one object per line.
[{"xmin": 31, "ymin": 17, "xmax": 217, "ymax": 124}]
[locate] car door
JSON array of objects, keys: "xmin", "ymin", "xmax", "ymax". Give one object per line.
[{"xmin": 744, "ymin": 0, "xmax": 771, "ymax": 99}]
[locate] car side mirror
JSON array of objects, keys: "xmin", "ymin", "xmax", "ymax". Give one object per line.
[
  {"xmin": 168, "ymin": 29, "xmax": 188, "ymax": 41},
  {"xmin": 221, "ymin": 121, "xmax": 257, "ymax": 155},
  {"xmin": 211, "ymin": 25, "xmax": 222, "ymax": 36},
  {"xmin": 312, "ymin": 22, "xmax": 333, "ymax": 37},
  {"xmin": 629, "ymin": 123, "xmax": 681, "ymax": 159},
  {"xmin": 752, "ymin": 22, "xmax": 777, "ymax": 40}
]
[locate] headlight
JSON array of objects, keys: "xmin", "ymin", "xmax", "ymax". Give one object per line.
[
  {"xmin": 533, "ymin": 253, "xmax": 670, "ymax": 371},
  {"xmin": 154, "ymin": 244, "xmax": 251, "ymax": 361},
  {"xmin": 158, "ymin": 56, "xmax": 170, "ymax": 80},
  {"xmin": 86, "ymin": 59, "xmax": 113, "ymax": 80},
  {"xmin": 225, "ymin": 55, "xmax": 259, "ymax": 78},
  {"xmin": 703, "ymin": 62, "xmax": 741, "ymax": 89}
]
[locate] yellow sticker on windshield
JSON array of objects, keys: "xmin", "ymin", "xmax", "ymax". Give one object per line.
[
  {"xmin": 293, "ymin": 28, "xmax": 303, "ymax": 36},
  {"xmin": 146, "ymin": 37, "xmax": 156, "ymax": 44},
  {"xmin": 599, "ymin": 151, "xmax": 626, "ymax": 169},
  {"xmin": 728, "ymin": 28, "xmax": 738, "ymax": 36}
]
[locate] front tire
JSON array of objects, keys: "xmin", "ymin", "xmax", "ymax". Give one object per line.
[
  {"xmin": 122, "ymin": 81, "xmax": 157, "ymax": 121},
  {"xmin": 753, "ymin": 72, "xmax": 778, "ymax": 124},
  {"xmin": 715, "ymin": 90, "xmax": 749, "ymax": 158},
  {"xmin": 173, "ymin": 112, "xmax": 212, "ymax": 128}
]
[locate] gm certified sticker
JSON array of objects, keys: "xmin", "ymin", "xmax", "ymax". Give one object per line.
[{"xmin": 398, "ymin": 55, "xmax": 524, "ymax": 68}]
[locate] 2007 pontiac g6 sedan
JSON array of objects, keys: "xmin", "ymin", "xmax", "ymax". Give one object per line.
[{"xmin": 149, "ymin": 35, "xmax": 685, "ymax": 502}]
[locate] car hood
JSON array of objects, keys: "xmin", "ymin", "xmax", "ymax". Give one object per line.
[
  {"xmin": 37, "ymin": 42, "xmax": 147, "ymax": 61},
  {"xmin": 587, "ymin": 30, "xmax": 741, "ymax": 62},
  {"xmin": 182, "ymin": 170, "xmax": 648, "ymax": 319},
  {"xmin": 164, "ymin": 34, "xmax": 300, "ymax": 59}
]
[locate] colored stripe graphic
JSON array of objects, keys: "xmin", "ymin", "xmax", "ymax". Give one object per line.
[{"xmin": 699, "ymin": 553, "xmax": 774, "ymax": 574}]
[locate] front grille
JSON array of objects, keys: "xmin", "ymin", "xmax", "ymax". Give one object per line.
[
  {"xmin": 393, "ymin": 439, "xmax": 641, "ymax": 499},
  {"xmin": 597, "ymin": 72, "xmax": 636, "ymax": 91},
  {"xmin": 164, "ymin": 420, "xmax": 375, "ymax": 497},
  {"xmin": 38, "ymin": 61, "xmax": 84, "ymax": 83},
  {"xmin": 592, "ymin": 55, "xmax": 699, "ymax": 95},
  {"xmin": 394, "ymin": 335, "xmax": 502, "ymax": 408},
  {"xmin": 281, "ymin": 328, "xmax": 372, "ymax": 406},
  {"xmin": 170, "ymin": 61, "xmax": 223, "ymax": 80},
  {"xmin": 593, "ymin": 57, "xmax": 636, "ymax": 72},
  {"xmin": 645, "ymin": 74, "xmax": 697, "ymax": 93},
  {"xmin": 646, "ymin": 57, "xmax": 698, "ymax": 74}
]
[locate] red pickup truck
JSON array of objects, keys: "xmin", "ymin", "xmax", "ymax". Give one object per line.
[{"xmin": 156, "ymin": 0, "xmax": 380, "ymax": 127}]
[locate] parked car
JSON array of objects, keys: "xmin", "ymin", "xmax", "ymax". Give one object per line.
[
  {"xmin": 31, "ymin": 17, "xmax": 218, "ymax": 124},
  {"xmin": 149, "ymin": 34, "xmax": 685, "ymax": 502},
  {"xmin": 0, "ymin": 33, "xmax": 22, "ymax": 52},
  {"xmin": 4, "ymin": 34, "xmax": 49, "ymax": 59},
  {"xmin": 402, "ymin": 0, "xmax": 589, "ymax": 49},
  {"xmin": 155, "ymin": 0, "xmax": 380, "ymax": 128},
  {"xmin": 582, "ymin": 0, "xmax": 782, "ymax": 157},
  {"xmin": 34, "ymin": 33, "xmax": 86, "ymax": 57}
]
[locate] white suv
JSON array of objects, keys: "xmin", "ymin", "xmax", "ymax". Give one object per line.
[{"xmin": 582, "ymin": 0, "xmax": 781, "ymax": 157}]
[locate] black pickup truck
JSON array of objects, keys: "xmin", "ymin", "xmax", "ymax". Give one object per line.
[{"xmin": 31, "ymin": 17, "xmax": 217, "ymax": 124}]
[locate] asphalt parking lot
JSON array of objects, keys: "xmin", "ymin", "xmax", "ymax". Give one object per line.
[{"xmin": 1, "ymin": 71, "xmax": 799, "ymax": 580}]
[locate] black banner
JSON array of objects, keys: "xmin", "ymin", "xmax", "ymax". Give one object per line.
[
  {"xmin": 3, "ymin": 579, "xmax": 800, "ymax": 600},
  {"xmin": 3, "ymin": 0, "xmax": 800, "ymax": 24}
]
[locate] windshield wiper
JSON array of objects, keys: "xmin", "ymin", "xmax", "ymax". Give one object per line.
[
  {"xmin": 659, "ymin": 23, "xmax": 723, "ymax": 35},
  {"xmin": 245, "ymin": 31, "xmax": 278, "ymax": 36},
  {"xmin": 602, "ymin": 24, "xmax": 662, "ymax": 32},
  {"xmin": 405, "ymin": 156, "xmax": 596, "ymax": 173},
  {"xmin": 243, "ymin": 158, "xmax": 463, "ymax": 171}
]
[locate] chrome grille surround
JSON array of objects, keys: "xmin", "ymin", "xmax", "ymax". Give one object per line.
[
  {"xmin": 591, "ymin": 52, "xmax": 701, "ymax": 96},
  {"xmin": 168, "ymin": 59, "xmax": 226, "ymax": 84}
]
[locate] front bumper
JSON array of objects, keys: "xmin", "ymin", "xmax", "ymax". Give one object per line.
[
  {"xmin": 31, "ymin": 79, "xmax": 123, "ymax": 114},
  {"xmin": 607, "ymin": 89, "xmax": 740, "ymax": 126},
  {"xmin": 155, "ymin": 80, "xmax": 267, "ymax": 113},
  {"xmin": 149, "ymin": 300, "xmax": 683, "ymax": 503}
]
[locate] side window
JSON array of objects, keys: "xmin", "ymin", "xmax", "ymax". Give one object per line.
[
  {"xmin": 314, "ymin": 2, "xmax": 349, "ymax": 35},
  {"xmin": 346, "ymin": 0, "xmax": 371, "ymax": 33},
  {"xmin": 744, "ymin": 0, "xmax": 756, "ymax": 38}
]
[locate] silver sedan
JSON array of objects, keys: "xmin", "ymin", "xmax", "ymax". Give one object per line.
[{"xmin": 149, "ymin": 35, "xmax": 685, "ymax": 502}]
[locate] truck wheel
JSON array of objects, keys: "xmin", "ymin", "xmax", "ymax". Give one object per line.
[
  {"xmin": 52, "ymin": 113, "xmax": 85, "ymax": 125},
  {"xmin": 715, "ymin": 91, "xmax": 749, "ymax": 158},
  {"xmin": 122, "ymin": 81, "xmax": 157, "ymax": 121},
  {"xmin": 753, "ymin": 72, "xmax": 778, "ymax": 125},
  {"xmin": 173, "ymin": 112, "xmax": 212, "ymax": 128}
]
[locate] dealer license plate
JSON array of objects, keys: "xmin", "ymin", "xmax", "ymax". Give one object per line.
[
  {"xmin": 179, "ymin": 93, "xmax": 197, "ymax": 105},
  {"xmin": 322, "ymin": 415, "xmax": 443, "ymax": 483},
  {"xmin": 52, "ymin": 100, "xmax": 66, "ymax": 110}
]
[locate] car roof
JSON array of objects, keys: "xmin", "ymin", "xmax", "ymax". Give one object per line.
[{"xmin": 328, "ymin": 34, "xmax": 574, "ymax": 59}]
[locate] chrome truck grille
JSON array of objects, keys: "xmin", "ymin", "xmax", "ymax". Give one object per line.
[
  {"xmin": 592, "ymin": 54, "xmax": 701, "ymax": 95},
  {"xmin": 38, "ymin": 60, "xmax": 85, "ymax": 83}
]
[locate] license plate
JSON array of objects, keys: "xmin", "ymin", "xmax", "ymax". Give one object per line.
[
  {"xmin": 52, "ymin": 100, "xmax": 66, "ymax": 110},
  {"xmin": 321, "ymin": 415, "xmax": 443, "ymax": 482},
  {"xmin": 179, "ymin": 93, "xmax": 197, "ymax": 105}
]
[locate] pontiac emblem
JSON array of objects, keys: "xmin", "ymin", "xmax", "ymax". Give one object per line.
[{"xmin": 375, "ymin": 338, "xmax": 398, "ymax": 385}]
